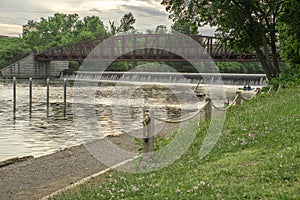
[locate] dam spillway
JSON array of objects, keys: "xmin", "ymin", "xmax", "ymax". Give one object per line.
[{"xmin": 62, "ymin": 71, "xmax": 267, "ymax": 86}]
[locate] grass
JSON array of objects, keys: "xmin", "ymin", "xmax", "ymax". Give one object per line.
[{"xmin": 50, "ymin": 86, "xmax": 300, "ymax": 199}]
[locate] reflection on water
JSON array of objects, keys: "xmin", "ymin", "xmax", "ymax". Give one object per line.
[{"xmin": 0, "ymin": 79, "xmax": 257, "ymax": 161}]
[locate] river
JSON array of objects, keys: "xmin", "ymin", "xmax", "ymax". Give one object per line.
[{"xmin": 0, "ymin": 78, "xmax": 259, "ymax": 162}]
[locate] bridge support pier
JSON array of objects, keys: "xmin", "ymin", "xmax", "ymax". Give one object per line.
[{"xmin": 0, "ymin": 54, "xmax": 69, "ymax": 79}]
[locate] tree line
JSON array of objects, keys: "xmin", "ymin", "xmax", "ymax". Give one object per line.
[
  {"xmin": 1, "ymin": 0, "xmax": 299, "ymax": 84},
  {"xmin": 0, "ymin": 11, "xmax": 265, "ymax": 74},
  {"xmin": 162, "ymin": 0, "xmax": 299, "ymax": 84},
  {"xmin": 0, "ymin": 12, "xmax": 136, "ymax": 70}
]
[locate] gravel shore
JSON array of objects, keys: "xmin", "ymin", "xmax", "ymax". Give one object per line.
[
  {"xmin": 0, "ymin": 122, "xmax": 180, "ymax": 200},
  {"xmin": 0, "ymin": 133, "xmax": 139, "ymax": 200}
]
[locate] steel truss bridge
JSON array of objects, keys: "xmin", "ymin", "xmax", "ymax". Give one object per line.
[{"xmin": 35, "ymin": 34, "xmax": 281, "ymax": 63}]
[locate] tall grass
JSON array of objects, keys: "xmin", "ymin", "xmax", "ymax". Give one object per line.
[{"xmin": 51, "ymin": 87, "xmax": 300, "ymax": 199}]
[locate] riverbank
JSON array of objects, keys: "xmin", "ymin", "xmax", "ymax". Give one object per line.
[
  {"xmin": 0, "ymin": 121, "xmax": 180, "ymax": 200},
  {"xmin": 0, "ymin": 133, "xmax": 140, "ymax": 200},
  {"xmin": 50, "ymin": 86, "xmax": 300, "ymax": 199}
]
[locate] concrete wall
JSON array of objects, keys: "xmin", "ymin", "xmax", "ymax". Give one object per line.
[{"xmin": 0, "ymin": 54, "xmax": 69, "ymax": 79}]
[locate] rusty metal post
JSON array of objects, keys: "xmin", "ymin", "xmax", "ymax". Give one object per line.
[
  {"xmin": 63, "ymin": 78, "xmax": 67, "ymax": 119},
  {"xmin": 205, "ymin": 97, "xmax": 212, "ymax": 121},
  {"xmin": 29, "ymin": 78, "xmax": 32, "ymax": 118},
  {"xmin": 13, "ymin": 77, "xmax": 16, "ymax": 120},
  {"xmin": 46, "ymin": 78, "xmax": 50, "ymax": 118}
]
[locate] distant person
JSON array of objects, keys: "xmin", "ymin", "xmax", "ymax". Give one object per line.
[
  {"xmin": 241, "ymin": 84, "xmax": 252, "ymax": 91},
  {"xmin": 246, "ymin": 85, "xmax": 252, "ymax": 90}
]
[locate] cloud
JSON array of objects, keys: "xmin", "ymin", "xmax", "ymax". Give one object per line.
[
  {"xmin": 119, "ymin": 4, "xmax": 167, "ymax": 17},
  {"xmin": 0, "ymin": 0, "xmax": 173, "ymax": 36},
  {"xmin": 0, "ymin": 23, "xmax": 22, "ymax": 37}
]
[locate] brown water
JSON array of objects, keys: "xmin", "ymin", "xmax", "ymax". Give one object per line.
[{"xmin": 0, "ymin": 79, "xmax": 257, "ymax": 161}]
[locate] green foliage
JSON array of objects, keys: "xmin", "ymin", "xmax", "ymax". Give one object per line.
[
  {"xmin": 0, "ymin": 37, "xmax": 31, "ymax": 69},
  {"xmin": 277, "ymin": 0, "xmax": 300, "ymax": 86},
  {"xmin": 171, "ymin": 18, "xmax": 198, "ymax": 34},
  {"xmin": 163, "ymin": 0, "xmax": 284, "ymax": 79},
  {"xmin": 278, "ymin": 0, "xmax": 300, "ymax": 67},
  {"xmin": 107, "ymin": 62, "xmax": 135, "ymax": 71},
  {"xmin": 69, "ymin": 61, "xmax": 80, "ymax": 71},
  {"xmin": 0, "ymin": 12, "xmax": 138, "ymax": 69},
  {"xmin": 268, "ymin": 65, "xmax": 300, "ymax": 87},
  {"xmin": 23, "ymin": 13, "xmax": 109, "ymax": 51},
  {"xmin": 119, "ymin": 13, "xmax": 136, "ymax": 33},
  {"xmin": 216, "ymin": 62, "xmax": 264, "ymax": 74},
  {"xmin": 153, "ymin": 133, "xmax": 176, "ymax": 151},
  {"xmin": 109, "ymin": 13, "xmax": 136, "ymax": 35},
  {"xmin": 217, "ymin": 62, "xmax": 245, "ymax": 73},
  {"xmin": 134, "ymin": 131, "xmax": 177, "ymax": 154},
  {"xmin": 51, "ymin": 87, "xmax": 300, "ymax": 199},
  {"xmin": 155, "ymin": 25, "xmax": 168, "ymax": 34}
]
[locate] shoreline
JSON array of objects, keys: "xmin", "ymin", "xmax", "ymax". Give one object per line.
[
  {"xmin": 0, "ymin": 133, "xmax": 139, "ymax": 200},
  {"xmin": 0, "ymin": 122, "xmax": 180, "ymax": 200}
]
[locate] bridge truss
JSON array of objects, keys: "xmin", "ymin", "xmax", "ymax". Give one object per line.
[{"xmin": 35, "ymin": 34, "xmax": 281, "ymax": 63}]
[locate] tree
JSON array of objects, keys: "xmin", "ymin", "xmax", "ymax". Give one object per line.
[
  {"xmin": 23, "ymin": 13, "xmax": 109, "ymax": 51},
  {"xmin": 155, "ymin": 25, "xmax": 168, "ymax": 34},
  {"xmin": 23, "ymin": 13, "xmax": 80, "ymax": 51},
  {"xmin": 278, "ymin": 0, "xmax": 300, "ymax": 67},
  {"xmin": 162, "ymin": 0, "xmax": 284, "ymax": 80},
  {"xmin": 171, "ymin": 17, "xmax": 198, "ymax": 34},
  {"xmin": 119, "ymin": 12, "xmax": 136, "ymax": 32},
  {"xmin": 109, "ymin": 13, "xmax": 136, "ymax": 35},
  {"xmin": 273, "ymin": 0, "xmax": 300, "ymax": 85},
  {"xmin": 81, "ymin": 16, "xmax": 108, "ymax": 39},
  {"xmin": 0, "ymin": 37, "xmax": 30, "ymax": 69}
]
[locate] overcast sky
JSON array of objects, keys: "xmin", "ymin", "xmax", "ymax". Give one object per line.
[{"xmin": 0, "ymin": 0, "xmax": 215, "ymax": 37}]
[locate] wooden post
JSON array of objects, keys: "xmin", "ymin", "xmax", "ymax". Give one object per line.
[
  {"xmin": 256, "ymin": 88, "xmax": 261, "ymax": 95},
  {"xmin": 236, "ymin": 91, "xmax": 242, "ymax": 106},
  {"xmin": 63, "ymin": 78, "xmax": 67, "ymax": 119},
  {"xmin": 268, "ymin": 85, "xmax": 274, "ymax": 93},
  {"xmin": 46, "ymin": 78, "xmax": 50, "ymax": 118},
  {"xmin": 205, "ymin": 97, "xmax": 212, "ymax": 121},
  {"xmin": 29, "ymin": 78, "xmax": 32, "ymax": 118},
  {"xmin": 148, "ymin": 109, "xmax": 154, "ymax": 152},
  {"xmin": 13, "ymin": 77, "xmax": 16, "ymax": 120},
  {"xmin": 143, "ymin": 109, "xmax": 154, "ymax": 153}
]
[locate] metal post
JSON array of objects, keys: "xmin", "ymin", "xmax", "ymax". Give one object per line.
[
  {"xmin": 46, "ymin": 78, "xmax": 49, "ymax": 118},
  {"xmin": 205, "ymin": 97, "xmax": 212, "ymax": 121},
  {"xmin": 13, "ymin": 77, "xmax": 16, "ymax": 119},
  {"xmin": 236, "ymin": 91, "xmax": 242, "ymax": 106},
  {"xmin": 29, "ymin": 78, "xmax": 32, "ymax": 117},
  {"xmin": 63, "ymin": 78, "xmax": 67, "ymax": 119}
]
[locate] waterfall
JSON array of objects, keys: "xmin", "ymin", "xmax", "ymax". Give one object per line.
[{"xmin": 60, "ymin": 71, "xmax": 267, "ymax": 86}]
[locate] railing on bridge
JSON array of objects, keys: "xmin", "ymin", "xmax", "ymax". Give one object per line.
[{"xmin": 35, "ymin": 34, "xmax": 281, "ymax": 63}]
